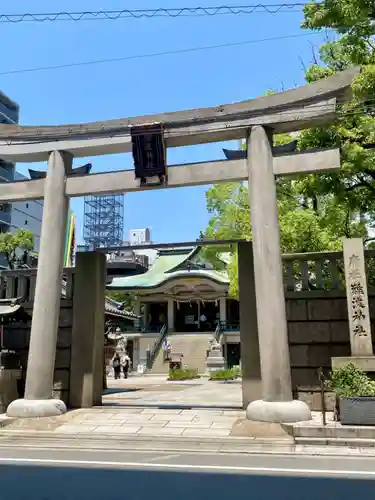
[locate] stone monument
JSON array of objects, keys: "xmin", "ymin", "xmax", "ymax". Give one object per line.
[{"xmin": 332, "ymin": 238, "xmax": 375, "ymax": 373}]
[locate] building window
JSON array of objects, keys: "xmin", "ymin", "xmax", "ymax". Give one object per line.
[{"xmin": 26, "ymin": 203, "xmax": 29, "ymax": 208}]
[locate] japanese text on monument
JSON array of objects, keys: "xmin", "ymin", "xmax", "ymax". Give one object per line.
[{"xmin": 348, "ymin": 253, "xmax": 369, "ymax": 337}]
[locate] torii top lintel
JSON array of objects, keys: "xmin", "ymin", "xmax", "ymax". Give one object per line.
[{"xmin": 0, "ymin": 67, "xmax": 360, "ymax": 163}]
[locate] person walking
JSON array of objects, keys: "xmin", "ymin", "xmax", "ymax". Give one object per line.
[
  {"xmin": 112, "ymin": 353, "xmax": 121, "ymax": 380},
  {"xmin": 122, "ymin": 351, "xmax": 132, "ymax": 379}
]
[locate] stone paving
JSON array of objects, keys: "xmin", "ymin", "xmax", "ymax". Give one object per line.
[
  {"xmin": 54, "ymin": 376, "xmax": 245, "ymax": 437},
  {"xmin": 55, "ymin": 407, "xmax": 245, "ymax": 438},
  {"xmin": 102, "ymin": 375, "xmax": 242, "ymax": 408},
  {"xmin": 0, "ymin": 376, "xmax": 335, "ymax": 441}
]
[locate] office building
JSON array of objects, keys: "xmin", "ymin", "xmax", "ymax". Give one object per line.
[
  {"xmin": 0, "ymin": 90, "xmax": 20, "ymax": 236},
  {"xmin": 128, "ymin": 228, "xmax": 157, "ymax": 268},
  {"xmin": 10, "ymin": 172, "xmax": 43, "ymax": 252}
]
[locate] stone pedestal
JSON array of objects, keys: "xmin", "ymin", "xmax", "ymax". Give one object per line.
[
  {"xmin": 7, "ymin": 151, "xmax": 72, "ymax": 418},
  {"xmin": 332, "ymin": 356, "xmax": 375, "ymax": 372},
  {"xmin": 245, "ymin": 126, "xmax": 311, "ymax": 423},
  {"xmin": 206, "ymin": 340, "xmax": 225, "ymax": 373}
]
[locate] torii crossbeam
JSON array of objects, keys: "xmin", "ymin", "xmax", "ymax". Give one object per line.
[{"xmin": 1, "ymin": 66, "xmax": 360, "ymax": 422}]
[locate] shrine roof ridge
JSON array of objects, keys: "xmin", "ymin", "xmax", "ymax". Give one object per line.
[
  {"xmin": 107, "ymin": 246, "xmax": 229, "ymax": 291},
  {"xmin": 0, "ymin": 66, "xmax": 360, "ymax": 143}
]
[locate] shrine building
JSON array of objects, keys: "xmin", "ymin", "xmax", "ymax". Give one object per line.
[{"xmin": 107, "ymin": 247, "xmax": 240, "ymax": 373}]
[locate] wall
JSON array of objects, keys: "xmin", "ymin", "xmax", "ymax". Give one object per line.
[{"xmin": 286, "ymin": 291, "xmax": 351, "ymax": 410}]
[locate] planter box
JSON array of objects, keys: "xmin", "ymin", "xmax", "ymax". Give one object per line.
[{"xmin": 340, "ymin": 397, "xmax": 375, "ymax": 426}]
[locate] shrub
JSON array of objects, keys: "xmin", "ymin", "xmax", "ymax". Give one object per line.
[
  {"xmin": 168, "ymin": 368, "xmax": 199, "ymax": 381},
  {"xmin": 209, "ymin": 368, "xmax": 241, "ymax": 381},
  {"xmin": 327, "ymin": 362, "xmax": 375, "ymax": 398}
]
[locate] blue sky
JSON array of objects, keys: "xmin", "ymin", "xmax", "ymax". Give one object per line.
[{"xmin": 1, "ymin": 0, "xmax": 328, "ymax": 244}]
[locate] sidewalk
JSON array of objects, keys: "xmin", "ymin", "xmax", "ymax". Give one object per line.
[{"xmin": 1, "ymin": 376, "xmax": 375, "ymax": 456}]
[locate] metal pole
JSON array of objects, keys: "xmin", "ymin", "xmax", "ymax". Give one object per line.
[{"xmin": 318, "ymin": 367, "xmax": 327, "ymax": 426}]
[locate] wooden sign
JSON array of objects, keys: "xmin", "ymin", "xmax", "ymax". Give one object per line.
[{"xmin": 131, "ymin": 123, "xmax": 166, "ymax": 184}]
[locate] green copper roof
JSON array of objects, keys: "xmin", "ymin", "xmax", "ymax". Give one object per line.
[{"xmin": 107, "ymin": 247, "xmax": 229, "ymax": 290}]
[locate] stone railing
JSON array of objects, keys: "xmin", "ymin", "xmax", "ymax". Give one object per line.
[
  {"xmin": 282, "ymin": 251, "xmax": 344, "ymax": 292},
  {"xmin": 0, "ymin": 268, "xmax": 75, "ymax": 302},
  {"xmin": 1, "ymin": 248, "xmax": 375, "ymax": 302},
  {"xmin": 146, "ymin": 324, "xmax": 168, "ymax": 369},
  {"xmin": 282, "ymin": 249, "xmax": 375, "ymax": 293}
]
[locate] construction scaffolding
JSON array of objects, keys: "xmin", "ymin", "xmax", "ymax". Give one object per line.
[{"xmin": 83, "ymin": 195, "xmax": 124, "ymax": 250}]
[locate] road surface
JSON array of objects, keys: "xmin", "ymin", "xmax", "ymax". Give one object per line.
[{"xmin": 0, "ymin": 445, "xmax": 374, "ymax": 499}]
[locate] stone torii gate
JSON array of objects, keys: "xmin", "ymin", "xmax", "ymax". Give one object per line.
[{"xmin": 0, "ymin": 66, "xmax": 359, "ymax": 422}]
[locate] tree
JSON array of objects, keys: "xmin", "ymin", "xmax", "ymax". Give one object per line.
[
  {"xmin": 0, "ymin": 229, "xmax": 34, "ymax": 269},
  {"xmin": 297, "ymin": 0, "xmax": 375, "ymax": 223},
  {"xmin": 203, "ymin": 178, "xmax": 365, "ymax": 296},
  {"xmin": 202, "ymin": 3, "xmax": 375, "ymax": 294}
]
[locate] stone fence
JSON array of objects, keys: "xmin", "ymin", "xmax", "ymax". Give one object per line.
[{"xmin": 0, "ymin": 267, "xmax": 75, "ymax": 303}]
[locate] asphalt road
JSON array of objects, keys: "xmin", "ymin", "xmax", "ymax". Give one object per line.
[{"xmin": 0, "ymin": 446, "xmax": 374, "ymax": 499}]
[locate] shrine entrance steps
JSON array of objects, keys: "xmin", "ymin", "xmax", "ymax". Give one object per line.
[{"xmin": 143, "ymin": 333, "xmax": 213, "ymax": 374}]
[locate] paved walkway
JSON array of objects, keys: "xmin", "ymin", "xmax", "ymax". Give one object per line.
[
  {"xmin": 103, "ymin": 375, "xmax": 243, "ymax": 408},
  {"xmin": 55, "ymin": 406, "xmax": 245, "ymax": 438},
  {"xmin": 57, "ymin": 376, "xmax": 244, "ymax": 438},
  {"xmin": 0, "ymin": 376, "xmax": 336, "ymax": 444},
  {"xmin": 0, "ymin": 376, "xmax": 246, "ymax": 438}
]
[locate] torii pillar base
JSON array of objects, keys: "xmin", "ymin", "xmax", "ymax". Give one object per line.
[
  {"xmin": 6, "ymin": 398, "xmax": 67, "ymax": 418},
  {"xmin": 246, "ymin": 400, "xmax": 311, "ymax": 424}
]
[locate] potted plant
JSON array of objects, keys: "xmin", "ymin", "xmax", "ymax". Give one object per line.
[{"xmin": 327, "ymin": 362, "xmax": 375, "ymax": 426}]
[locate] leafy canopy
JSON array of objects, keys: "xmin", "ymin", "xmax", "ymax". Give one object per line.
[
  {"xmin": 202, "ymin": 0, "xmax": 375, "ymax": 295},
  {"xmin": 0, "ymin": 229, "xmax": 34, "ymax": 269}
]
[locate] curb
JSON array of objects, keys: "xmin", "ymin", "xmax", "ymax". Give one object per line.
[
  {"xmin": 0, "ymin": 430, "xmax": 375, "ymax": 456},
  {"xmin": 295, "ymin": 437, "xmax": 375, "ymax": 448},
  {"xmin": 0, "ymin": 430, "xmax": 294, "ymax": 453}
]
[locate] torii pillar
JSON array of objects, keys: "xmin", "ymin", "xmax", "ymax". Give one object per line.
[
  {"xmin": 7, "ymin": 151, "xmax": 72, "ymax": 417},
  {"xmin": 245, "ymin": 126, "xmax": 311, "ymax": 423}
]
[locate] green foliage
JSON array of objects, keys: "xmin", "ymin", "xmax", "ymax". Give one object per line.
[
  {"xmin": 202, "ymin": 178, "xmax": 360, "ymax": 296},
  {"xmin": 209, "ymin": 367, "xmax": 242, "ymax": 381},
  {"xmin": 0, "ymin": 229, "xmax": 34, "ymax": 269},
  {"xmin": 298, "ymin": 0, "xmax": 375, "ymax": 222},
  {"xmin": 201, "ymin": 0, "xmax": 375, "ymax": 294},
  {"xmin": 168, "ymin": 368, "xmax": 199, "ymax": 380},
  {"xmin": 106, "ymin": 290, "xmax": 135, "ymax": 312},
  {"xmin": 328, "ymin": 362, "xmax": 375, "ymax": 398}
]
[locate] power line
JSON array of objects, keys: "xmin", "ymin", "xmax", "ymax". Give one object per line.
[
  {"xmin": 0, "ymin": 4, "xmax": 318, "ymax": 23},
  {"xmin": 0, "ymin": 31, "xmax": 323, "ymax": 76}
]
